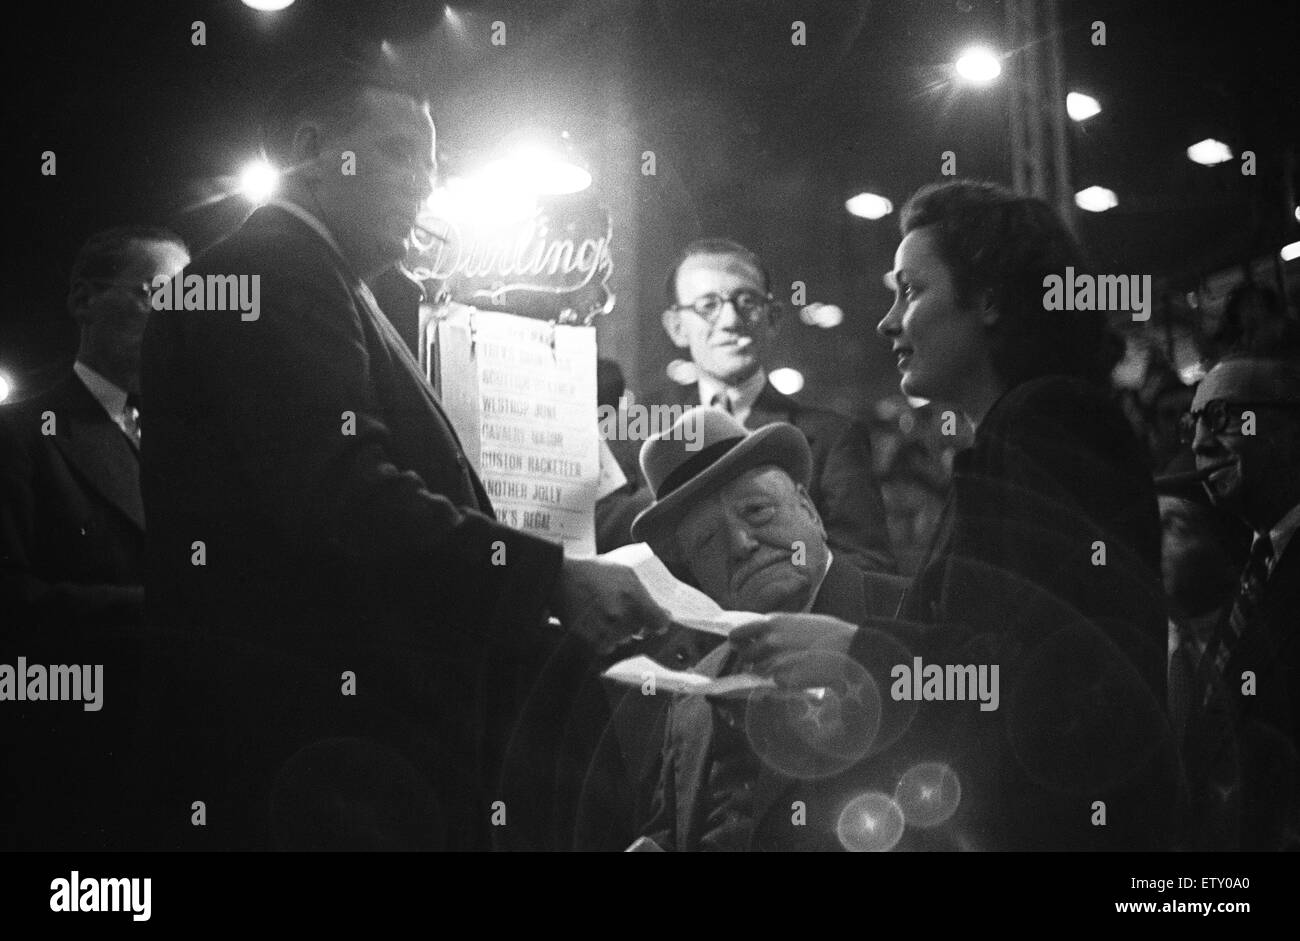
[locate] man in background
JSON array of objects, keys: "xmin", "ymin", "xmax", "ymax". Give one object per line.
[
  {"xmin": 606, "ymin": 238, "xmax": 894, "ymax": 574},
  {"xmin": 0, "ymin": 225, "xmax": 187, "ymax": 849},
  {"xmin": 1185, "ymin": 350, "xmax": 1300, "ymax": 849},
  {"xmin": 1, "ymin": 225, "xmax": 188, "ymax": 631}
]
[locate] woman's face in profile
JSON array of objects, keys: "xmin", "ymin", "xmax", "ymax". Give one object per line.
[{"xmin": 877, "ymin": 226, "xmax": 991, "ymax": 403}]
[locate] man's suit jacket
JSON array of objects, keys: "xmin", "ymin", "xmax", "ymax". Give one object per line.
[
  {"xmin": 1186, "ymin": 532, "xmax": 1300, "ymax": 850},
  {"xmin": 140, "ymin": 205, "xmax": 566, "ymax": 848},
  {"xmin": 877, "ymin": 374, "xmax": 1180, "ymax": 851},
  {"xmin": 642, "ymin": 556, "xmax": 881, "ymax": 851},
  {"xmin": 0, "ymin": 372, "xmax": 151, "ymax": 849},
  {"xmin": 0, "ymin": 372, "xmax": 144, "ymax": 629},
  {"xmin": 623, "ymin": 380, "xmax": 895, "ymax": 574}
]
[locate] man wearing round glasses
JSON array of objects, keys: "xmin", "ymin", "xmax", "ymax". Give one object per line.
[
  {"xmin": 1183, "ymin": 349, "xmax": 1300, "ymax": 850},
  {"xmin": 648, "ymin": 238, "xmax": 895, "ymax": 575}
]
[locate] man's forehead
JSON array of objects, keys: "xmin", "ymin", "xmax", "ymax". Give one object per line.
[
  {"xmin": 677, "ymin": 253, "xmax": 764, "ymax": 291},
  {"xmin": 678, "ymin": 466, "xmax": 790, "ymax": 529},
  {"xmin": 1194, "ymin": 358, "xmax": 1300, "ymax": 406}
]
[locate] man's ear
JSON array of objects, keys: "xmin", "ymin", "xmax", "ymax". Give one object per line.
[
  {"xmin": 67, "ymin": 279, "xmax": 95, "ymax": 323},
  {"xmin": 662, "ymin": 307, "xmax": 689, "ymax": 348},
  {"xmin": 765, "ymin": 301, "xmax": 783, "ymax": 339},
  {"xmin": 289, "ymin": 121, "xmax": 326, "ymax": 170},
  {"xmin": 978, "ymin": 289, "xmax": 1000, "ymax": 327}
]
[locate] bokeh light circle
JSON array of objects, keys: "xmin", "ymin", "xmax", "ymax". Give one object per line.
[
  {"xmin": 744, "ymin": 650, "xmax": 880, "ymax": 780},
  {"xmin": 894, "ymin": 761, "xmax": 961, "ymax": 828},
  {"xmin": 836, "ymin": 792, "xmax": 906, "ymax": 852}
]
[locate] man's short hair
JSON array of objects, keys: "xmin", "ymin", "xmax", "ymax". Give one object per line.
[
  {"xmin": 663, "ymin": 237, "xmax": 772, "ymax": 308},
  {"xmin": 69, "ymin": 226, "xmax": 188, "ymax": 287},
  {"xmin": 1213, "ymin": 349, "xmax": 1300, "ymax": 403},
  {"xmin": 261, "ymin": 60, "xmax": 426, "ymax": 168}
]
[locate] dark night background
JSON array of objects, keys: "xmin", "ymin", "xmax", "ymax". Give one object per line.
[{"xmin": 4, "ymin": 0, "xmax": 1298, "ymax": 415}]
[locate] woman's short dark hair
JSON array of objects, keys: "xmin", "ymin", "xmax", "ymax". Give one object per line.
[{"xmin": 900, "ymin": 179, "xmax": 1120, "ymax": 389}]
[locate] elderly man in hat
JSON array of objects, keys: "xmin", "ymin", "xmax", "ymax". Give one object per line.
[{"xmin": 628, "ymin": 406, "xmax": 900, "ymax": 851}]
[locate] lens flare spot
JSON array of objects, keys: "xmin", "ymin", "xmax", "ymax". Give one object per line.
[
  {"xmin": 744, "ymin": 651, "xmax": 880, "ymax": 780},
  {"xmin": 837, "ymin": 793, "xmax": 905, "ymax": 852},
  {"xmin": 894, "ymin": 762, "xmax": 961, "ymax": 828}
]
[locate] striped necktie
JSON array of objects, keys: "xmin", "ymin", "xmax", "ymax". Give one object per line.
[{"xmin": 1199, "ymin": 532, "xmax": 1273, "ymax": 705}]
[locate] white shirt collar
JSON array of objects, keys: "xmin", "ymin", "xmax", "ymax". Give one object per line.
[
  {"xmin": 1266, "ymin": 501, "xmax": 1300, "ymax": 571},
  {"xmin": 698, "ymin": 367, "xmax": 767, "ymax": 425},
  {"xmin": 73, "ymin": 360, "xmax": 128, "ymax": 425},
  {"xmin": 801, "ymin": 550, "xmax": 834, "ymax": 613}
]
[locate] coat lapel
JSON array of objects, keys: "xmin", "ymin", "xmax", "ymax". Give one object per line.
[
  {"xmin": 745, "ymin": 381, "xmax": 797, "ymax": 431},
  {"xmin": 50, "ymin": 377, "xmax": 144, "ymax": 530},
  {"xmin": 674, "ymin": 644, "xmax": 730, "ymax": 849}
]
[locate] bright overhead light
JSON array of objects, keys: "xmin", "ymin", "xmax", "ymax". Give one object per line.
[
  {"xmin": 1066, "ymin": 92, "xmax": 1101, "ymax": 121},
  {"xmin": 954, "ymin": 47, "xmax": 1001, "ymax": 84},
  {"xmin": 0, "ymin": 372, "xmax": 11, "ymax": 404},
  {"xmin": 1293, "ymin": 205, "xmax": 1300, "ymax": 223},
  {"xmin": 1075, "ymin": 185, "xmax": 1118, "ymax": 213},
  {"xmin": 480, "ymin": 145, "xmax": 591, "ymax": 196},
  {"xmin": 242, "ymin": 0, "xmax": 294, "ymax": 10},
  {"xmin": 769, "ymin": 367, "xmax": 805, "ymax": 396},
  {"xmin": 1187, "ymin": 138, "xmax": 1233, "ymax": 166},
  {"xmin": 799, "ymin": 303, "xmax": 844, "ymax": 328},
  {"xmin": 239, "ymin": 160, "xmax": 279, "ymax": 204},
  {"xmin": 846, "ymin": 192, "xmax": 893, "ymax": 220},
  {"xmin": 1282, "ymin": 240, "xmax": 1300, "ymax": 262}
]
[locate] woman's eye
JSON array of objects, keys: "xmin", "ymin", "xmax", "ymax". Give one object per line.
[{"xmin": 746, "ymin": 505, "xmax": 776, "ymax": 525}]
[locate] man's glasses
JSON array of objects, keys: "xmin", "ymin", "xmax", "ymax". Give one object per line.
[
  {"xmin": 1178, "ymin": 399, "xmax": 1300, "ymax": 444},
  {"xmin": 87, "ymin": 279, "xmax": 154, "ymax": 304},
  {"xmin": 673, "ymin": 289, "xmax": 774, "ymax": 326}
]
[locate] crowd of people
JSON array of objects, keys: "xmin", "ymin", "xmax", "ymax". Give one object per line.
[{"xmin": 2, "ymin": 61, "xmax": 1296, "ymax": 851}]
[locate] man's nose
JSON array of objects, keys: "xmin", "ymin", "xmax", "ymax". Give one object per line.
[
  {"xmin": 1190, "ymin": 416, "xmax": 1221, "ymax": 456},
  {"xmin": 712, "ymin": 299, "xmax": 745, "ymax": 332},
  {"xmin": 878, "ymin": 299, "xmax": 903, "ymax": 338},
  {"xmin": 725, "ymin": 521, "xmax": 759, "ymax": 557}
]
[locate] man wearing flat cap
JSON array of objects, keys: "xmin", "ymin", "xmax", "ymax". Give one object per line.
[{"xmin": 630, "ymin": 407, "xmax": 902, "ymax": 850}]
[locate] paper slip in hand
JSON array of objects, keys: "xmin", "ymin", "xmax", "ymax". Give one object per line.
[
  {"xmin": 603, "ymin": 655, "xmax": 775, "ymax": 698},
  {"xmin": 600, "ymin": 542, "xmax": 768, "ymax": 637}
]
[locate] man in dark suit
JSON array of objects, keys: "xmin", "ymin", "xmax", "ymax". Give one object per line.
[
  {"xmin": 599, "ymin": 238, "xmax": 894, "ymax": 573},
  {"xmin": 139, "ymin": 63, "xmax": 668, "ymax": 850},
  {"xmin": 1186, "ymin": 351, "xmax": 1300, "ymax": 849},
  {"xmin": 1, "ymin": 226, "xmax": 188, "ymax": 630},
  {"xmin": 0, "ymin": 226, "xmax": 188, "ymax": 849},
  {"xmin": 628, "ymin": 407, "xmax": 904, "ymax": 850}
]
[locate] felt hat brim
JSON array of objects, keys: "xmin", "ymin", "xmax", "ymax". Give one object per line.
[{"xmin": 630, "ymin": 422, "xmax": 813, "ymax": 544}]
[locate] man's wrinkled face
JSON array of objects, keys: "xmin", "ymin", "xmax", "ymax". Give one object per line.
[
  {"xmin": 663, "ymin": 253, "xmax": 776, "ymax": 386},
  {"xmin": 674, "ymin": 465, "xmax": 828, "ymax": 613},
  {"xmin": 1191, "ymin": 359, "xmax": 1300, "ymax": 518},
  {"xmin": 313, "ymin": 89, "xmax": 437, "ymax": 273}
]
